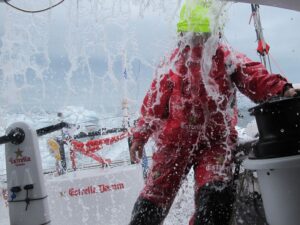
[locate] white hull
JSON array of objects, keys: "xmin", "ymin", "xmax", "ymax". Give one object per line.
[{"xmin": 0, "ymin": 164, "xmax": 144, "ymax": 225}]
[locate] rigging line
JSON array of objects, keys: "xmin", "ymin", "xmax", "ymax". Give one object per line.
[
  {"xmin": 3, "ymin": 0, "xmax": 65, "ymax": 14},
  {"xmin": 268, "ymin": 53, "xmax": 286, "ymax": 76},
  {"xmin": 267, "ymin": 53, "xmax": 272, "ymax": 73}
]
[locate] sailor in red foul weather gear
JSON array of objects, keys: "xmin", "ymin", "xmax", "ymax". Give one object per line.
[{"xmin": 128, "ymin": 2, "xmax": 296, "ymax": 225}]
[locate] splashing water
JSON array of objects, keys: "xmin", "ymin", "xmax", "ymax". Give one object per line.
[
  {"xmin": 0, "ymin": 0, "xmax": 181, "ymax": 117},
  {"xmin": 0, "ymin": 1, "xmax": 254, "ymax": 224}
]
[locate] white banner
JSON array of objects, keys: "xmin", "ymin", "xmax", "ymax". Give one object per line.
[{"xmin": 0, "ymin": 164, "xmax": 144, "ymax": 225}]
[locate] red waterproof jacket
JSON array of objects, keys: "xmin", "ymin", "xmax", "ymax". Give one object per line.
[{"xmin": 133, "ymin": 43, "xmax": 288, "ymax": 147}]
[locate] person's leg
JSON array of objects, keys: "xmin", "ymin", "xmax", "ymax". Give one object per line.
[
  {"xmin": 129, "ymin": 197, "xmax": 167, "ymax": 225},
  {"xmin": 193, "ymin": 181, "xmax": 235, "ymax": 225},
  {"xmin": 191, "ymin": 144, "xmax": 235, "ymax": 225},
  {"xmin": 129, "ymin": 143, "xmax": 192, "ymax": 225}
]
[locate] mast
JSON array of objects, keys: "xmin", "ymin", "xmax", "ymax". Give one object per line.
[
  {"xmin": 121, "ymin": 50, "xmax": 130, "ymax": 129},
  {"xmin": 250, "ymin": 4, "xmax": 272, "ymax": 72},
  {"xmin": 122, "ymin": 98, "xmax": 130, "ymax": 129}
]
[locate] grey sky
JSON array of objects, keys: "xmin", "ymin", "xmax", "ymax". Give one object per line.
[
  {"xmin": 0, "ymin": 0, "xmax": 299, "ymax": 114},
  {"xmin": 224, "ymin": 3, "xmax": 300, "ymax": 82}
]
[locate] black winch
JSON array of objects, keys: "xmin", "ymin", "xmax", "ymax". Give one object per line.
[{"xmin": 249, "ymin": 96, "xmax": 300, "ymax": 159}]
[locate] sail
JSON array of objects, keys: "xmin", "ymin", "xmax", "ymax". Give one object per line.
[{"xmin": 221, "ymin": 0, "xmax": 300, "ymax": 12}]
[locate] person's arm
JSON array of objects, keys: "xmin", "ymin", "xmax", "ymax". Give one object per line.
[
  {"xmin": 231, "ymin": 53, "xmax": 292, "ymax": 102},
  {"xmin": 130, "ymin": 73, "xmax": 173, "ymax": 163}
]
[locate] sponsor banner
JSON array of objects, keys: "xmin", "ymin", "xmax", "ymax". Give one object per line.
[
  {"xmin": 47, "ymin": 164, "xmax": 143, "ymax": 225},
  {"xmin": 68, "ymin": 182, "xmax": 125, "ymax": 197},
  {"xmin": 0, "ymin": 164, "xmax": 144, "ymax": 225}
]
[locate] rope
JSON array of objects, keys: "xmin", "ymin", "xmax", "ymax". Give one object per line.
[
  {"xmin": 268, "ymin": 53, "xmax": 286, "ymax": 76},
  {"xmin": 267, "ymin": 53, "xmax": 273, "ymax": 73},
  {"xmin": 8, "ymin": 195, "xmax": 48, "ymax": 210},
  {"xmin": 8, "ymin": 196, "xmax": 48, "ymax": 203},
  {"xmin": 3, "ymin": 0, "xmax": 65, "ymax": 14}
]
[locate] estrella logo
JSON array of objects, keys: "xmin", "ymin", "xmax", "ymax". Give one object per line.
[{"xmin": 9, "ymin": 148, "xmax": 31, "ymax": 166}]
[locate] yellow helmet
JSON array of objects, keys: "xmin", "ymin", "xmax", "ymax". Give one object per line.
[{"xmin": 177, "ymin": 0, "xmax": 211, "ymax": 33}]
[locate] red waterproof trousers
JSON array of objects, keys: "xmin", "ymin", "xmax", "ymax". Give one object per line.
[{"xmin": 141, "ymin": 137, "xmax": 236, "ymax": 210}]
